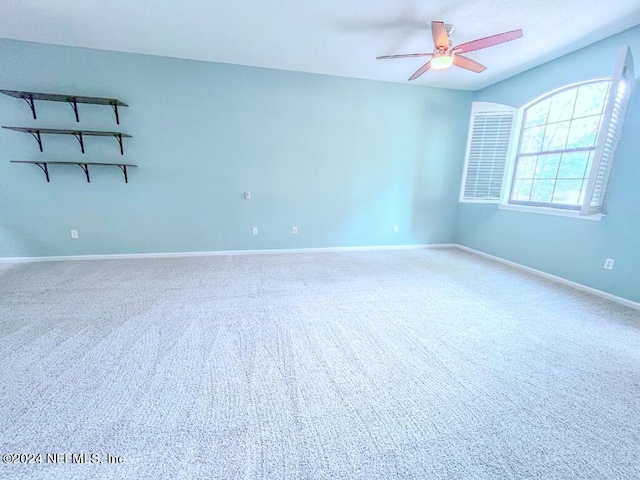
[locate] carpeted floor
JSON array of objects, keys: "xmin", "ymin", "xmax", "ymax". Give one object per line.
[{"xmin": 0, "ymin": 248, "xmax": 639, "ymax": 479}]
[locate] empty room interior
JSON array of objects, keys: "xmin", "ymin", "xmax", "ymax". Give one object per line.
[{"xmin": 1, "ymin": 1, "xmax": 640, "ymax": 479}]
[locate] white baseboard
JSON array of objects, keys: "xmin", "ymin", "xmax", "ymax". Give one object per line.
[
  {"xmin": 455, "ymin": 245, "xmax": 640, "ymax": 311},
  {"xmin": 3, "ymin": 242, "xmax": 635, "ymax": 311},
  {"xmin": 0, "ymin": 243, "xmax": 455, "ymax": 264}
]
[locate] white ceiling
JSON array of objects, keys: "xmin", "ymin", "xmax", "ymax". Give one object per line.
[{"xmin": 1, "ymin": 0, "xmax": 639, "ymax": 90}]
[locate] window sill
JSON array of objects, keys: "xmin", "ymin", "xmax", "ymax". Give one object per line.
[{"xmin": 498, "ymin": 203, "xmax": 604, "ymax": 221}]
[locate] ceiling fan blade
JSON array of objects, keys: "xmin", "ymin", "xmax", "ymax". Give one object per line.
[
  {"xmin": 453, "ymin": 55, "xmax": 486, "ymax": 73},
  {"xmin": 376, "ymin": 53, "xmax": 433, "ymax": 60},
  {"xmin": 454, "ymin": 29, "xmax": 523, "ymax": 54},
  {"xmin": 408, "ymin": 61, "xmax": 432, "ymax": 81},
  {"xmin": 431, "ymin": 21, "xmax": 449, "ymax": 50}
]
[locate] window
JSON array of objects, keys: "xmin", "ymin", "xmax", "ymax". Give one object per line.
[
  {"xmin": 510, "ymin": 80, "xmax": 609, "ymax": 210},
  {"xmin": 460, "ymin": 45, "xmax": 635, "ymax": 218},
  {"xmin": 459, "ymin": 103, "xmax": 516, "ymax": 202}
]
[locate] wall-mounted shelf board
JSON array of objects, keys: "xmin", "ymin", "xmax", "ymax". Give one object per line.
[
  {"xmin": 11, "ymin": 160, "xmax": 137, "ymax": 183},
  {"xmin": 2, "ymin": 126, "xmax": 132, "ymax": 155},
  {"xmin": 0, "ymin": 89, "xmax": 128, "ymax": 124}
]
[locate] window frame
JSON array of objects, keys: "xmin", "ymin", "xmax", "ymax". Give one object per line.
[{"xmin": 499, "ymin": 78, "xmax": 611, "ymax": 215}]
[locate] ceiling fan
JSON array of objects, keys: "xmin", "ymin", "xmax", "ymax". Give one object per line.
[{"xmin": 377, "ymin": 21, "xmax": 523, "ymax": 81}]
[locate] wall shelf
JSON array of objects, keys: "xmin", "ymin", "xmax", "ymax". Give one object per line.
[
  {"xmin": 0, "ymin": 89, "xmax": 128, "ymax": 124},
  {"xmin": 2, "ymin": 126, "xmax": 132, "ymax": 155},
  {"xmin": 11, "ymin": 160, "xmax": 137, "ymax": 183}
]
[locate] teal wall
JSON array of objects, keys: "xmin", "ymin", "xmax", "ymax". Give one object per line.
[
  {"xmin": 1, "ymin": 26, "xmax": 638, "ymax": 303},
  {"xmin": 0, "ymin": 39, "xmax": 472, "ymax": 257},
  {"xmin": 457, "ymin": 25, "xmax": 640, "ymax": 303}
]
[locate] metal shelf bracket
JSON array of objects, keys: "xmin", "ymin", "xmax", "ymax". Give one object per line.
[
  {"xmin": 114, "ymin": 133, "xmax": 124, "ymax": 155},
  {"xmin": 78, "ymin": 163, "xmax": 90, "ymax": 182},
  {"xmin": 35, "ymin": 162, "xmax": 50, "ymax": 182},
  {"xmin": 67, "ymin": 98, "xmax": 80, "ymax": 122},
  {"xmin": 110, "ymin": 102, "xmax": 121, "ymax": 125},
  {"xmin": 72, "ymin": 132, "xmax": 85, "ymax": 153},
  {"xmin": 23, "ymin": 94, "xmax": 37, "ymax": 119},
  {"xmin": 117, "ymin": 164, "xmax": 130, "ymax": 183},
  {"xmin": 29, "ymin": 130, "xmax": 43, "ymax": 152}
]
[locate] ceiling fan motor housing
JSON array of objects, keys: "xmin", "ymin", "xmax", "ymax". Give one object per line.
[{"xmin": 445, "ymin": 24, "xmax": 455, "ymax": 38}]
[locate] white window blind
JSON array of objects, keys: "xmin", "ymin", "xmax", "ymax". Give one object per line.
[
  {"xmin": 581, "ymin": 45, "xmax": 635, "ymax": 216},
  {"xmin": 460, "ymin": 102, "xmax": 516, "ymax": 202}
]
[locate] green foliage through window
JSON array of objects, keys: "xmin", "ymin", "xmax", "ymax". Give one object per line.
[{"xmin": 510, "ymin": 81, "xmax": 610, "ymax": 209}]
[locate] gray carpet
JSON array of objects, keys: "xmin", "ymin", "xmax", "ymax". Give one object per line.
[{"xmin": 0, "ymin": 248, "xmax": 639, "ymax": 479}]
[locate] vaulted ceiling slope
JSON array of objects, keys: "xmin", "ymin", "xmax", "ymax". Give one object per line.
[{"xmin": 1, "ymin": 0, "xmax": 639, "ymax": 90}]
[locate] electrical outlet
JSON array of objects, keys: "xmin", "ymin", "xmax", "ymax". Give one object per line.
[
  {"xmin": 393, "ymin": 225, "xmax": 398, "ymax": 233},
  {"xmin": 292, "ymin": 226, "xmax": 297, "ymax": 235},
  {"xmin": 252, "ymin": 227, "xmax": 258, "ymax": 236},
  {"xmin": 70, "ymin": 230, "xmax": 78, "ymax": 239},
  {"xmin": 604, "ymin": 258, "xmax": 615, "ymax": 270}
]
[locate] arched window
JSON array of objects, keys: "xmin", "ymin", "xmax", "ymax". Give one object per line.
[
  {"xmin": 460, "ymin": 45, "xmax": 634, "ymax": 218},
  {"xmin": 510, "ymin": 80, "xmax": 609, "ymax": 209}
]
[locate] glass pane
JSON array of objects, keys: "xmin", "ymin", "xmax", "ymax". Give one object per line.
[
  {"xmin": 547, "ymin": 89, "xmax": 578, "ymax": 123},
  {"xmin": 511, "ymin": 179, "xmax": 533, "ymax": 201},
  {"xmin": 535, "ymin": 154, "xmax": 561, "ymax": 178},
  {"xmin": 557, "ymin": 152, "xmax": 590, "ymax": 179},
  {"xmin": 530, "ymin": 179, "xmax": 555, "ymax": 203},
  {"xmin": 520, "ymin": 126, "xmax": 544, "ymax": 154},
  {"xmin": 524, "ymin": 98, "xmax": 550, "ymax": 128},
  {"xmin": 574, "ymin": 82, "xmax": 609, "ymax": 118},
  {"xmin": 514, "ymin": 156, "xmax": 537, "ymax": 178},
  {"xmin": 542, "ymin": 121, "xmax": 570, "ymax": 151},
  {"xmin": 566, "ymin": 115, "xmax": 600, "ymax": 149},
  {"xmin": 552, "ymin": 179, "xmax": 582, "ymax": 205}
]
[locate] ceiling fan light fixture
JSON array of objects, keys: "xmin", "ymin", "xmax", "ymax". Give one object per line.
[{"xmin": 431, "ymin": 53, "xmax": 454, "ymax": 70}]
